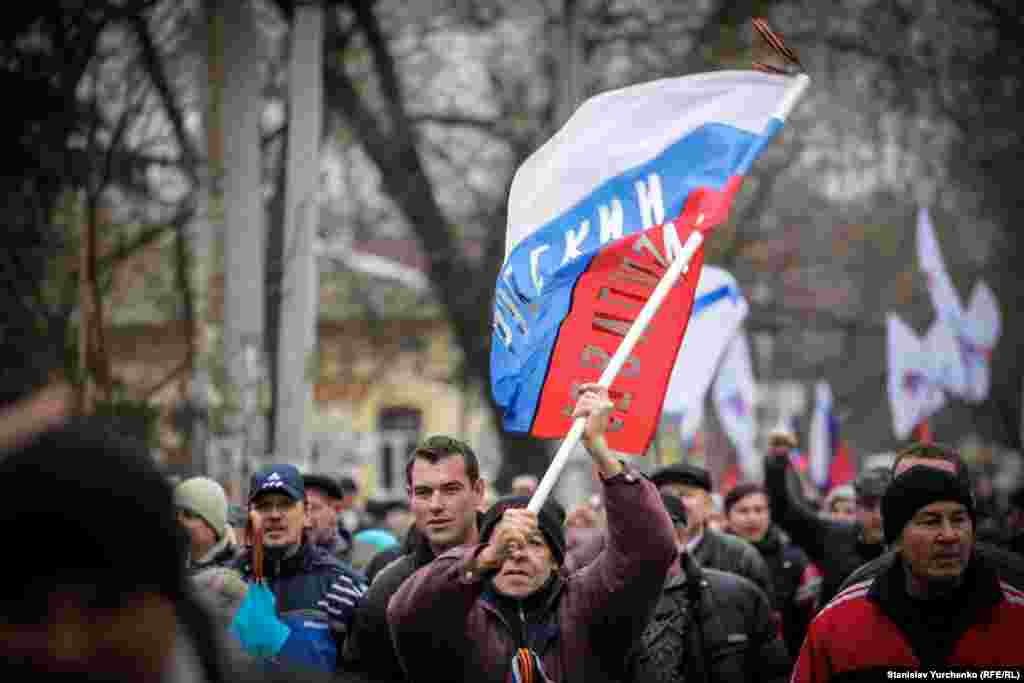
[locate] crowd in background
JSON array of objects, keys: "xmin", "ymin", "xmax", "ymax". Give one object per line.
[{"xmin": 2, "ymin": 383, "xmax": 1024, "ymax": 681}]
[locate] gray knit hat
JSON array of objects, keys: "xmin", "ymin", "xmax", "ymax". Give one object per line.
[{"xmin": 175, "ymin": 477, "xmax": 228, "ymax": 540}]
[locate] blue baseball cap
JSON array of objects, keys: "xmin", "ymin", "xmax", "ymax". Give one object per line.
[{"xmin": 249, "ymin": 464, "xmax": 305, "ymax": 503}]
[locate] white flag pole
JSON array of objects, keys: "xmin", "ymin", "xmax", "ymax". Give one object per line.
[
  {"xmin": 527, "ymin": 228, "xmax": 704, "ymax": 514},
  {"xmin": 526, "ymin": 72, "xmax": 810, "ymax": 515}
]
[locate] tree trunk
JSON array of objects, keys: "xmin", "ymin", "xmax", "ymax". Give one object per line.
[
  {"xmin": 553, "ymin": 0, "xmax": 585, "ymax": 129},
  {"xmin": 275, "ymin": 1, "xmax": 323, "ymax": 469},
  {"xmin": 221, "ymin": 0, "xmax": 268, "ymax": 469}
]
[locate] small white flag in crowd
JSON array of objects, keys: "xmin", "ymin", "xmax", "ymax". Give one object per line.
[
  {"xmin": 887, "ymin": 314, "xmax": 951, "ymax": 440},
  {"xmin": 916, "ymin": 207, "xmax": 1001, "ymax": 403},
  {"xmin": 713, "ymin": 331, "xmax": 760, "ymax": 482},
  {"xmin": 663, "ymin": 265, "xmax": 749, "ymax": 444}
]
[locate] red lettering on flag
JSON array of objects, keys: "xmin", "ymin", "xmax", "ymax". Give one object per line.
[{"xmin": 531, "ymin": 220, "xmax": 705, "ymax": 454}]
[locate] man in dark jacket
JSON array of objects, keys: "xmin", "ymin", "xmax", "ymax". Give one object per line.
[
  {"xmin": 388, "ymin": 384, "xmax": 677, "ymax": 683},
  {"xmin": 342, "ymin": 434, "xmax": 485, "ymax": 682},
  {"xmin": 303, "ymin": 473, "xmax": 352, "ymax": 564},
  {"xmin": 232, "ymin": 464, "xmax": 367, "ymax": 673},
  {"xmin": 724, "ymin": 483, "xmax": 820, "ymax": 658},
  {"xmin": 651, "ymin": 463, "xmax": 771, "ymax": 594},
  {"xmin": 794, "ymin": 466, "xmax": 1024, "ymax": 680},
  {"xmin": 629, "ymin": 493, "xmax": 791, "ymax": 683},
  {"xmin": 763, "ymin": 433, "xmax": 888, "ymax": 605}
]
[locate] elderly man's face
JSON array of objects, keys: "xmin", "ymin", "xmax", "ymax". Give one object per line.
[
  {"xmin": 304, "ymin": 488, "xmax": 338, "ymax": 545},
  {"xmin": 659, "ymin": 483, "xmax": 708, "ymax": 537},
  {"xmin": 900, "ymin": 500, "xmax": 974, "ymax": 586},
  {"xmin": 492, "ymin": 525, "xmax": 556, "ymax": 599}
]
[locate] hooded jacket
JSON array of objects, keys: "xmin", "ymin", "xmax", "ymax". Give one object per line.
[{"xmin": 387, "ymin": 467, "xmax": 676, "ymax": 683}]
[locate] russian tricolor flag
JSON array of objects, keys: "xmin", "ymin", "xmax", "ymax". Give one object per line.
[
  {"xmin": 491, "ymin": 71, "xmax": 809, "ymax": 455},
  {"xmin": 808, "ymin": 382, "xmax": 855, "ymax": 491}
]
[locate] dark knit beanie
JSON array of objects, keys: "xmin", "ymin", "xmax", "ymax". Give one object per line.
[
  {"xmin": 480, "ymin": 496, "xmax": 566, "ymax": 565},
  {"xmin": 0, "ymin": 418, "xmax": 186, "ymax": 622},
  {"xmin": 882, "ymin": 465, "xmax": 976, "ymax": 544}
]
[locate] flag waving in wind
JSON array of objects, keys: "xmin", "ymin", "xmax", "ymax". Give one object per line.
[
  {"xmin": 808, "ymin": 381, "xmax": 855, "ymax": 491},
  {"xmin": 490, "ymin": 71, "xmax": 809, "ymax": 454},
  {"xmin": 887, "ymin": 314, "xmax": 955, "ymax": 440},
  {"xmin": 917, "ymin": 207, "xmax": 1002, "ymax": 402},
  {"xmin": 713, "ymin": 331, "xmax": 760, "ymax": 481},
  {"xmin": 663, "ymin": 266, "xmax": 749, "ymax": 425}
]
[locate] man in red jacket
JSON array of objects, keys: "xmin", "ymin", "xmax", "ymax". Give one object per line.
[
  {"xmin": 793, "ymin": 464, "xmax": 1024, "ymax": 680},
  {"xmin": 387, "ymin": 383, "xmax": 677, "ymax": 683}
]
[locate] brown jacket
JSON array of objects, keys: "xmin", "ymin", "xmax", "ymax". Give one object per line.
[{"xmin": 387, "ymin": 467, "xmax": 676, "ymax": 683}]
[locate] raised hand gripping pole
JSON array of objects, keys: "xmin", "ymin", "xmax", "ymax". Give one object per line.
[{"xmin": 527, "ymin": 229, "xmax": 704, "ymax": 514}]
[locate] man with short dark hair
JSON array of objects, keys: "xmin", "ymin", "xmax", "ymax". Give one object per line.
[
  {"xmin": 794, "ymin": 466, "xmax": 1024, "ymax": 680},
  {"xmin": 724, "ymin": 482, "xmax": 820, "ymax": 657},
  {"xmin": 763, "ymin": 433, "xmax": 889, "ymax": 605},
  {"xmin": 651, "ymin": 462, "xmax": 771, "ymax": 594},
  {"xmin": 343, "ymin": 434, "xmax": 485, "ymax": 682}
]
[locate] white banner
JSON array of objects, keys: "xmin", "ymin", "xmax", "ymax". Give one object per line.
[
  {"xmin": 887, "ymin": 314, "xmax": 948, "ymax": 439},
  {"xmin": 917, "ymin": 207, "xmax": 1001, "ymax": 402},
  {"xmin": 713, "ymin": 331, "xmax": 760, "ymax": 482},
  {"xmin": 664, "ymin": 266, "xmax": 748, "ymax": 417}
]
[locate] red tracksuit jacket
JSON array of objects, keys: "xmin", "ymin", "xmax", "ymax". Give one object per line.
[{"xmin": 793, "ymin": 555, "xmax": 1024, "ymax": 682}]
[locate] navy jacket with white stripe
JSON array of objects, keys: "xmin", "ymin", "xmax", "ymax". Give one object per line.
[{"xmin": 234, "ymin": 539, "xmax": 367, "ymax": 671}]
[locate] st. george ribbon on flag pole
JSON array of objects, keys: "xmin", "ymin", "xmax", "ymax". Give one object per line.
[{"xmin": 490, "ymin": 69, "xmax": 811, "ymax": 514}]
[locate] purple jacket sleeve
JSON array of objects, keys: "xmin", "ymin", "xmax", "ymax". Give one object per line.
[
  {"xmin": 386, "ymin": 544, "xmax": 487, "ymax": 668},
  {"xmin": 571, "ymin": 467, "xmax": 677, "ymax": 640}
]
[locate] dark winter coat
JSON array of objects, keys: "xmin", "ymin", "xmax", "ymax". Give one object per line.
[
  {"xmin": 233, "ymin": 541, "xmax": 367, "ymax": 661},
  {"xmin": 691, "ymin": 528, "xmax": 772, "ymax": 595},
  {"xmin": 342, "ymin": 530, "xmax": 437, "ymax": 683},
  {"xmin": 629, "ymin": 552, "xmax": 791, "ymax": 683},
  {"xmin": 748, "ymin": 525, "xmax": 820, "ymax": 657}
]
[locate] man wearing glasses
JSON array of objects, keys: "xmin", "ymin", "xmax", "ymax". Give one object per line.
[{"xmin": 231, "ymin": 464, "xmax": 367, "ymax": 673}]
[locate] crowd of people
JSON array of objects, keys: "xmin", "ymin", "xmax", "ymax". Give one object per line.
[{"xmin": 2, "ymin": 383, "xmax": 1024, "ymax": 681}]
